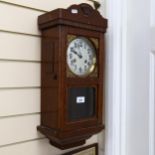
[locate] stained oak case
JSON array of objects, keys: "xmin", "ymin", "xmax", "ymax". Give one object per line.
[{"xmin": 37, "ymin": 3, "xmax": 107, "ymax": 149}]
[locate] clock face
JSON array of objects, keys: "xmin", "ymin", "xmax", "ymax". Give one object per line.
[{"xmin": 67, "ymin": 37, "xmax": 96, "ymax": 77}]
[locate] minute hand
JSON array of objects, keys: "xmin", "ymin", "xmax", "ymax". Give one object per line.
[{"xmin": 71, "ymin": 50, "xmax": 82, "ymax": 59}]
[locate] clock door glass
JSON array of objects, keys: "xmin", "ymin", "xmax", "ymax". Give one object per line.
[
  {"xmin": 67, "ymin": 87, "xmax": 96, "ymax": 121},
  {"xmin": 67, "ymin": 37, "xmax": 96, "ymax": 77}
]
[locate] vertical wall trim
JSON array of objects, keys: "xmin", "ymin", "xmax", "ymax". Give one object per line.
[
  {"xmin": 150, "ymin": 0, "xmax": 155, "ymax": 26},
  {"xmin": 104, "ymin": 0, "xmax": 127, "ymax": 155},
  {"xmin": 120, "ymin": 2, "xmax": 127, "ymax": 155},
  {"xmin": 149, "ymin": 52, "xmax": 155, "ymax": 155},
  {"xmin": 149, "ymin": 0, "xmax": 155, "ymax": 152}
]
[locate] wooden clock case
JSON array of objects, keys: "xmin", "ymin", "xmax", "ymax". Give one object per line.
[{"xmin": 37, "ymin": 3, "xmax": 107, "ymax": 149}]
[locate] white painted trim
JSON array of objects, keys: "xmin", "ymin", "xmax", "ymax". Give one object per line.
[
  {"xmin": 149, "ymin": 0, "xmax": 155, "ymax": 152},
  {"xmin": 150, "ymin": 0, "xmax": 155, "ymax": 26},
  {"xmin": 104, "ymin": 0, "xmax": 127, "ymax": 155},
  {"xmin": 149, "ymin": 52, "xmax": 155, "ymax": 155},
  {"xmin": 120, "ymin": 2, "xmax": 127, "ymax": 155}
]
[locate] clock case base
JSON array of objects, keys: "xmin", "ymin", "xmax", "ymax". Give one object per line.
[{"xmin": 37, "ymin": 125, "xmax": 104, "ymax": 149}]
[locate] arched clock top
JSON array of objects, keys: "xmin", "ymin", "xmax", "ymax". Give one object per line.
[{"xmin": 38, "ymin": 3, "xmax": 107, "ymax": 32}]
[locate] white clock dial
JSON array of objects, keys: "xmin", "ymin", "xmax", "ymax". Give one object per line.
[{"xmin": 67, "ymin": 37, "xmax": 96, "ymax": 76}]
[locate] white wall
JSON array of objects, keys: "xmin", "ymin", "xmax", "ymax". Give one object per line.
[{"xmin": 0, "ymin": 0, "xmax": 103, "ymax": 154}]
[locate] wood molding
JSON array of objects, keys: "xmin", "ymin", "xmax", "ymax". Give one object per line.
[
  {"xmin": 103, "ymin": 0, "xmax": 127, "ymax": 155},
  {"xmin": 149, "ymin": 52, "xmax": 155, "ymax": 155}
]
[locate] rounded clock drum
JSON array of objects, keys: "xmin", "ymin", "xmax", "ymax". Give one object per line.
[{"xmin": 67, "ymin": 37, "xmax": 96, "ymax": 77}]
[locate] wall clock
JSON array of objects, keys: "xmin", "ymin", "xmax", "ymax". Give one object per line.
[{"xmin": 37, "ymin": 3, "xmax": 107, "ymax": 149}]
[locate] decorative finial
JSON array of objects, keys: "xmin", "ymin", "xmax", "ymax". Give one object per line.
[{"xmin": 87, "ymin": 0, "xmax": 101, "ymax": 10}]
